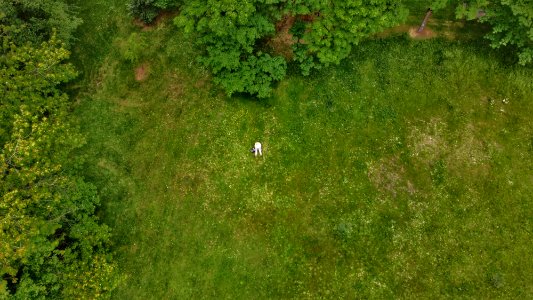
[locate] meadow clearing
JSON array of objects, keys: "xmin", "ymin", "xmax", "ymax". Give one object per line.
[{"xmin": 70, "ymin": 0, "xmax": 533, "ymax": 298}]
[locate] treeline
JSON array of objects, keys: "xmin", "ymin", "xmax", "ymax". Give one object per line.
[
  {"xmin": 1, "ymin": 1, "xmax": 118, "ymax": 298},
  {"xmin": 131, "ymin": 0, "xmax": 533, "ymax": 98}
]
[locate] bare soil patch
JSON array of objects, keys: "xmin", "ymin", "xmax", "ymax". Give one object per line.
[
  {"xmin": 268, "ymin": 15, "xmax": 296, "ymax": 59},
  {"xmin": 135, "ymin": 63, "xmax": 150, "ymax": 81},
  {"xmin": 408, "ymin": 118, "xmax": 447, "ymax": 162},
  {"xmin": 368, "ymin": 156, "xmax": 416, "ymax": 197},
  {"xmin": 374, "ymin": 24, "xmax": 437, "ymax": 40},
  {"xmin": 408, "ymin": 27, "xmax": 437, "ymax": 39},
  {"xmin": 377, "ymin": 19, "xmax": 472, "ymax": 41},
  {"xmin": 166, "ymin": 72, "xmax": 186, "ymax": 99},
  {"xmin": 408, "ymin": 119, "xmax": 492, "ymax": 178}
]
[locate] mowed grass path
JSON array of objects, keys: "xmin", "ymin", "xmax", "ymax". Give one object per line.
[{"xmin": 72, "ymin": 4, "xmax": 533, "ymax": 298}]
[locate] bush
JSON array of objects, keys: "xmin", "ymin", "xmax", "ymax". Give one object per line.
[
  {"xmin": 211, "ymin": 52, "xmax": 287, "ymax": 98},
  {"xmin": 128, "ymin": 0, "xmax": 159, "ymax": 23},
  {"xmin": 0, "ymin": 0, "xmax": 82, "ymax": 46},
  {"xmin": 128, "ymin": 0, "xmax": 181, "ymax": 24},
  {"xmin": 120, "ymin": 32, "xmax": 148, "ymax": 63}
]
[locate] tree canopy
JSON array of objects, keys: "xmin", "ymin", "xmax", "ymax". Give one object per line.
[
  {"xmin": 175, "ymin": 0, "xmax": 288, "ymax": 97},
  {"xmin": 0, "ymin": 0, "xmax": 82, "ymax": 45},
  {"xmin": 431, "ymin": 0, "xmax": 533, "ymax": 65},
  {"xmin": 173, "ymin": 0, "xmax": 532, "ymax": 96},
  {"xmin": 482, "ymin": 0, "xmax": 533, "ymax": 65},
  {"xmin": 175, "ymin": 0, "xmax": 408, "ymax": 97},
  {"xmin": 1, "ymin": 14, "xmax": 118, "ymax": 300},
  {"xmin": 289, "ymin": 0, "xmax": 408, "ymax": 75}
]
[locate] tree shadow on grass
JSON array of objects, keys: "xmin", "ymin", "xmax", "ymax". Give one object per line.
[{"xmin": 229, "ymin": 91, "xmax": 276, "ymax": 109}]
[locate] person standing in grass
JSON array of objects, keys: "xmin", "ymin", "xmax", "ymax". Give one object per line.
[{"xmin": 251, "ymin": 142, "xmax": 262, "ymax": 156}]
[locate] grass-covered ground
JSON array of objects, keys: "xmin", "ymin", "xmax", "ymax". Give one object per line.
[{"xmin": 70, "ymin": 1, "xmax": 533, "ymax": 298}]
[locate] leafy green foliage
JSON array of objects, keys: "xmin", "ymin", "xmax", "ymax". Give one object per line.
[
  {"xmin": 175, "ymin": 0, "xmax": 287, "ymax": 97},
  {"xmin": 0, "ymin": 0, "xmax": 82, "ymax": 45},
  {"xmin": 481, "ymin": 1, "xmax": 533, "ymax": 65},
  {"xmin": 175, "ymin": 0, "xmax": 410, "ymax": 94},
  {"xmin": 128, "ymin": 0, "xmax": 182, "ymax": 23},
  {"xmin": 430, "ymin": 0, "xmax": 533, "ymax": 65},
  {"xmin": 288, "ymin": 0, "xmax": 408, "ymax": 74},
  {"xmin": 128, "ymin": 0, "xmax": 159, "ymax": 23},
  {"xmin": 119, "ymin": 32, "xmax": 148, "ymax": 63},
  {"xmin": 211, "ymin": 52, "xmax": 286, "ymax": 97},
  {"xmin": 0, "ymin": 26, "xmax": 76, "ymax": 144},
  {"xmin": 0, "ymin": 27, "xmax": 118, "ymax": 299}
]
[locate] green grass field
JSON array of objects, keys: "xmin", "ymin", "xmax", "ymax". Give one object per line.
[{"xmin": 70, "ymin": 1, "xmax": 533, "ymax": 298}]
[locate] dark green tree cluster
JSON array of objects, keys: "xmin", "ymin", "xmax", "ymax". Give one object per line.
[
  {"xmin": 118, "ymin": 0, "xmax": 533, "ymax": 97},
  {"xmin": 171, "ymin": 0, "xmax": 532, "ymax": 97},
  {"xmin": 481, "ymin": 1, "xmax": 533, "ymax": 66},
  {"xmin": 431, "ymin": 0, "xmax": 533, "ymax": 65},
  {"xmin": 174, "ymin": 0, "xmax": 407, "ymax": 97},
  {"xmin": 1, "ymin": 2, "xmax": 118, "ymax": 299},
  {"xmin": 287, "ymin": 0, "xmax": 408, "ymax": 75},
  {"xmin": 175, "ymin": 0, "xmax": 288, "ymax": 98},
  {"xmin": 0, "ymin": 0, "xmax": 82, "ymax": 45},
  {"xmin": 128, "ymin": 0, "xmax": 183, "ymax": 23}
]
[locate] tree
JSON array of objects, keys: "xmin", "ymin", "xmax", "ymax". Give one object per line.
[
  {"xmin": 288, "ymin": 0, "xmax": 408, "ymax": 74},
  {"xmin": 0, "ymin": 0, "xmax": 82, "ymax": 45},
  {"xmin": 175, "ymin": 0, "xmax": 287, "ymax": 97},
  {"xmin": 175, "ymin": 0, "xmax": 409, "ymax": 95},
  {"xmin": 431, "ymin": 0, "xmax": 533, "ymax": 65},
  {"xmin": 209, "ymin": 52, "xmax": 286, "ymax": 98},
  {"xmin": 0, "ymin": 27, "xmax": 118, "ymax": 299},
  {"xmin": 482, "ymin": 1, "xmax": 533, "ymax": 65},
  {"xmin": 0, "ymin": 26, "xmax": 76, "ymax": 144}
]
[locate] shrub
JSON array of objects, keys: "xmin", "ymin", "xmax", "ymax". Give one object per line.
[
  {"xmin": 120, "ymin": 32, "xmax": 148, "ymax": 63},
  {"xmin": 211, "ymin": 52, "xmax": 287, "ymax": 98},
  {"xmin": 128, "ymin": 0, "xmax": 182, "ymax": 24},
  {"xmin": 128, "ymin": 0, "xmax": 159, "ymax": 23}
]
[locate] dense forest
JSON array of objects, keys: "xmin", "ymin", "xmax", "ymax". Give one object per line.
[{"xmin": 1, "ymin": 0, "xmax": 532, "ymax": 298}]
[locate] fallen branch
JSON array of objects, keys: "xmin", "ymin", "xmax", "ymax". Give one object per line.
[{"xmin": 417, "ymin": 8, "xmax": 433, "ymax": 33}]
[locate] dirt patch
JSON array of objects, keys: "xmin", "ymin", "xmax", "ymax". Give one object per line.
[
  {"xmin": 133, "ymin": 18, "xmax": 150, "ymax": 31},
  {"xmin": 408, "ymin": 27, "xmax": 437, "ymax": 39},
  {"xmin": 408, "ymin": 118, "xmax": 447, "ymax": 162},
  {"xmin": 446, "ymin": 124, "xmax": 491, "ymax": 175},
  {"xmin": 299, "ymin": 14, "xmax": 318, "ymax": 22},
  {"xmin": 376, "ymin": 19, "xmax": 471, "ymax": 40},
  {"xmin": 374, "ymin": 24, "xmax": 437, "ymax": 40},
  {"xmin": 368, "ymin": 156, "xmax": 416, "ymax": 197},
  {"xmin": 268, "ymin": 15, "xmax": 296, "ymax": 59},
  {"xmin": 408, "ymin": 119, "xmax": 492, "ymax": 178},
  {"xmin": 133, "ymin": 10, "xmax": 180, "ymax": 31},
  {"xmin": 166, "ymin": 72, "xmax": 186, "ymax": 99},
  {"xmin": 135, "ymin": 63, "xmax": 150, "ymax": 81}
]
